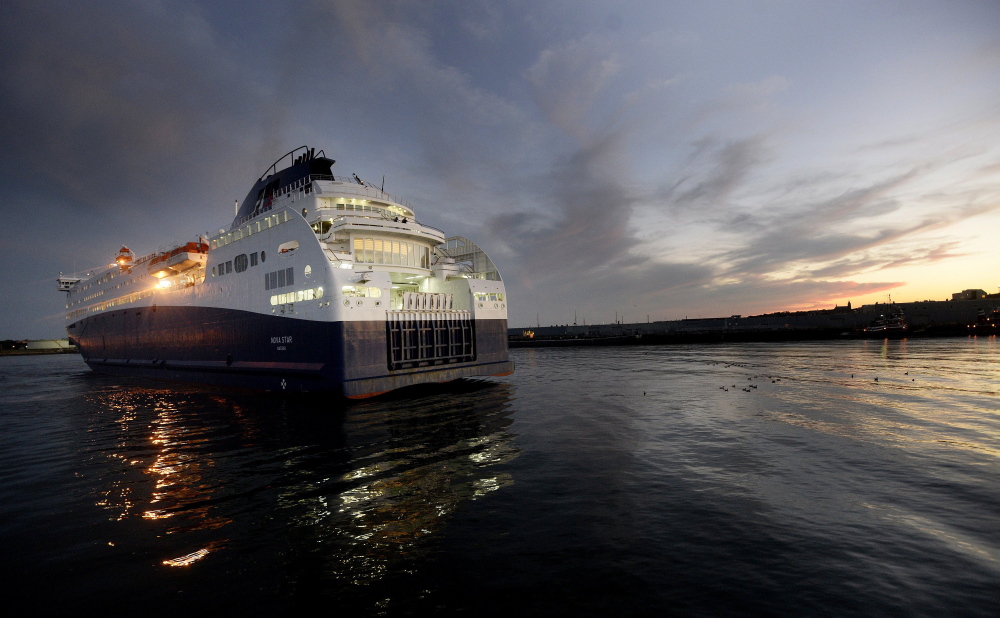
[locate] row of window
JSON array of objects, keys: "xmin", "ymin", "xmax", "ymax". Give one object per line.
[
  {"xmin": 318, "ymin": 199, "xmax": 410, "ymax": 218},
  {"xmin": 213, "ymin": 252, "xmax": 264, "ymax": 277},
  {"xmin": 211, "ymin": 210, "xmax": 291, "ymax": 250},
  {"xmin": 265, "ymin": 267, "xmax": 295, "ymax": 291},
  {"xmin": 270, "ymin": 287, "xmax": 324, "ymax": 306},
  {"xmin": 341, "ymin": 285, "xmax": 383, "ymax": 298},
  {"xmin": 76, "ymin": 269, "xmax": 118, "ymax": 294},
  {"xmin": 66, "ymin": 271, "xmax": 148, "ymax": 309},
  {"xmin": 353, "ymin": 237, "xmax": 430, "ymax": 267},
  {"xmin": 86, "ymin": 289, "xmax": 155, "ymax": 315},
  {"xmin": 474, "ymin": 292, "xmax": 506, "ymax": 302}
]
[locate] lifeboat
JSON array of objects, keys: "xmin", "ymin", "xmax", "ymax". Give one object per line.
[
  {"xmin": 148, "ymin": 241, "xmax": 209, "ymax": 278},
  {"xmin": 116, "ymin": 246, "xmax": 134, "ymax": 273}
]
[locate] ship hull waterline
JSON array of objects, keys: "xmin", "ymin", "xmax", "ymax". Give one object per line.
[{"xmin": 69, "ymin": 306, "xmax": 512, "ymax": 398}]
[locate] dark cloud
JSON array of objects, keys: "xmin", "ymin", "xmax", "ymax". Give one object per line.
[
  {"xmin": 0, "ymin": 0, "xmax": 289, "ymax": 214},
  {"xmin": 709, "ymin": 167, "xmax": 966, "ymax": 278},
  {"xmin": 524, "ymin": 33, "xmax": 620, "ymax": 140},
  {"xmin": 488, "ymin": 130, "xmax": 637, "ymax": 280},
  {"xmin": 663, "ymin": 134, "xmax": 770, "ymax": 213},
  {"xmin": 2, "ymin": 1, "xmax": 998, "ymax": 337},
  {"xmin": 805, "ymin": 241, "xmax": 968, "ymax": 279}
]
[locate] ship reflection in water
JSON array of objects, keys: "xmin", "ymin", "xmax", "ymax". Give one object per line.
[{"xmin": 83, "ymin": 377, "xmax": 517, "ymax": 605}]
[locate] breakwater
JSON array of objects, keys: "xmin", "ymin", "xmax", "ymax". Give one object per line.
[{"xmin": 510, "ymin": 298, "xmax": 1000, "ymax": 346}]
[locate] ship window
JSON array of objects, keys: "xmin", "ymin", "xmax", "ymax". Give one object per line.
[
  {"xmin": 268, "ymin": 271, "xmax": 277, "ymax": 289},
  {"xmin": 261, "ymin": 251, "xmax": 266, "ymax": 262},
  {"xmin": 341, "ymin": 286, "xmax": 382, "ymax": 297},
  {"xmin": 277, "ymin": 269, "xmax": 285, "ymax": 287},
  {"xmin": 264, "ymin": 273, "xmax": 270, "ymax": 290},
  {"xmin": 212, "ymin": 266, "xmax": 216, "ymax": 277},
  {"xmin": 285, "ymin": 266, "xmax": 294, "ymax": 286},
  {"xmin": 269, "ymin": 287, "xmax": 323, "ymax": 305},
  {"xmin": 226, "ymin": 261, "xmax": 232, "ymax": 274},
  {"xmin": 234, "ymin": 254, "xmax": 248, "ymax": 273},
  {"xmin": 250, "ymin": 252, "xmax": 258, "ymax": 267}
]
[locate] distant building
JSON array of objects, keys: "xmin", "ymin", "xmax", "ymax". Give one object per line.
[
  {"xmin": 24, "ymin": 339, "xmax": 75, "ymax": 350},
  {"xmin": 952, "ymin": 289, "xmax": 988, "ymax": 301}
]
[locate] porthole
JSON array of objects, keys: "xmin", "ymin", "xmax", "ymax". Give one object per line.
[
  {"xmin": 343, "ymin": 299, "xmax": 350, "ymax": 306},
  {"xmin": 304, "ymin": 264, "xmax": 312, "ymax": 278},
  {"xmin": 494, "ymin": 303, "xmax": 499, "ymax": 309},
  {"xmin": 356, "ymin": 300, "xmax": 363, "ymax": 306},
  {"xmin": 375, "ymin": 300, "xmax": 381, "ymax": 307},
  {"xmin": 478, "ymin": 302, "xmax": 484, "ymax": 308},
  {"xmin": 261, "ymin": 251, "xmax": 266, "ymax": 262},
  {"xmin": 501, "ymin": 303, "xmax": 505, "ymax": 309},
  {"xmin": 302, "ymin": 207, "xmax": 308, "ymax": 217}
]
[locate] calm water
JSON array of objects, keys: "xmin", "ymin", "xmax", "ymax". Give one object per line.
[{"xmin": 1, "ymin": 339, "xmax": 998, "ymax": 615}]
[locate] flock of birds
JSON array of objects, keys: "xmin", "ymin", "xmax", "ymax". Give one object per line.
[
  {"xmin": 702, "ymin": 360, "xmax": 915, "ymax": 393},
  {"xmin": 639, "ymin": 358, "xmax": 918, "ymax": 397}
]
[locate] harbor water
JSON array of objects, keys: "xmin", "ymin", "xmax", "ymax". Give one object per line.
[{"xmin": 1, "ymin": 338, "xmax": 998, "ymax": 615}]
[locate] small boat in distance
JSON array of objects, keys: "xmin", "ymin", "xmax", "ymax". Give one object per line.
[
  {"xmin": 864, "ymin": 297, "xmax": 908, "ymax": 338},
  {"xmin": 58, "ymin": 146, "xmax": 513, "ymax": 397}
]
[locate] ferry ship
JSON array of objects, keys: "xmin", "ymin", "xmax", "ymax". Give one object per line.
[{"xmin": 58, "ymin": 147, "xmax": 513, "ymax": 397}]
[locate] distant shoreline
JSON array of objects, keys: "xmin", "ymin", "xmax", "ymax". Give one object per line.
[
  {"xmin": 0, "ymin": 349, "xmax": 80, "ymax": 356},
  {"xmin": 509, "ymin": 324, "xmax": 992, "ymax": 348}
]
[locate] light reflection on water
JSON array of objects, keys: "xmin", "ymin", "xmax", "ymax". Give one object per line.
[
  {"xmin": 68, "ymin": 375, "xmax": 519, "ymax": 604},
  {"xmin": 1, "ymin": 337, "xmax": 998, "ymax": 615}
]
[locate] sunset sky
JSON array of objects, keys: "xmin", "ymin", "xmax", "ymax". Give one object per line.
[{"xmin": 2, "ymin": 0, "xmax": 999, "ymax": 337}]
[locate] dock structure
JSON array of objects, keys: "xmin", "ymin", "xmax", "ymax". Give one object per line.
[
  {"xmin": 1, "ymin": 339, "xmax": 79, "ymax": 355},
  {"xmin": 510, "ymin": 297, "xmax": 1000, "ymax": 346}
]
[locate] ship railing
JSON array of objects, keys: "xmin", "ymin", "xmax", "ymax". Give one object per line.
[
  {"xmin": 315, "ymin": 213, "xmax": 446, "ymax": 238},
  {"xmin": 230, "ymin": 177, "xmax": 422, "ymax": 230},
  {"xmin": 310, "ymin": 175, "xmax": 417, "ymax": 211},
  {"xmin": 269, "ymin": 173, "xmax": 416, "ymax": 211}
]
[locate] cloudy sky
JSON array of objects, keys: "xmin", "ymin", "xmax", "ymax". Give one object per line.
[{"xmin": 2, "ymin": 0, "xmax": 999, "ymax": 337}]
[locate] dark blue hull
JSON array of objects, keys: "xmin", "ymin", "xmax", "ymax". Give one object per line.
[{"xmin": 67, "ymin": 306, "xmax": 512, "ymax": 397}]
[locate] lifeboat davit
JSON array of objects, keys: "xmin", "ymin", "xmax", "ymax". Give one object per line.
[{"xmin": 116, "ymin": 246, "xmax": 134, "ymax": 272}]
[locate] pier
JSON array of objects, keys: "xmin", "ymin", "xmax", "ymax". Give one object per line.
[{"xmin": 510, "ymin": 297, "xmax": 1000, "ymax": 346}]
